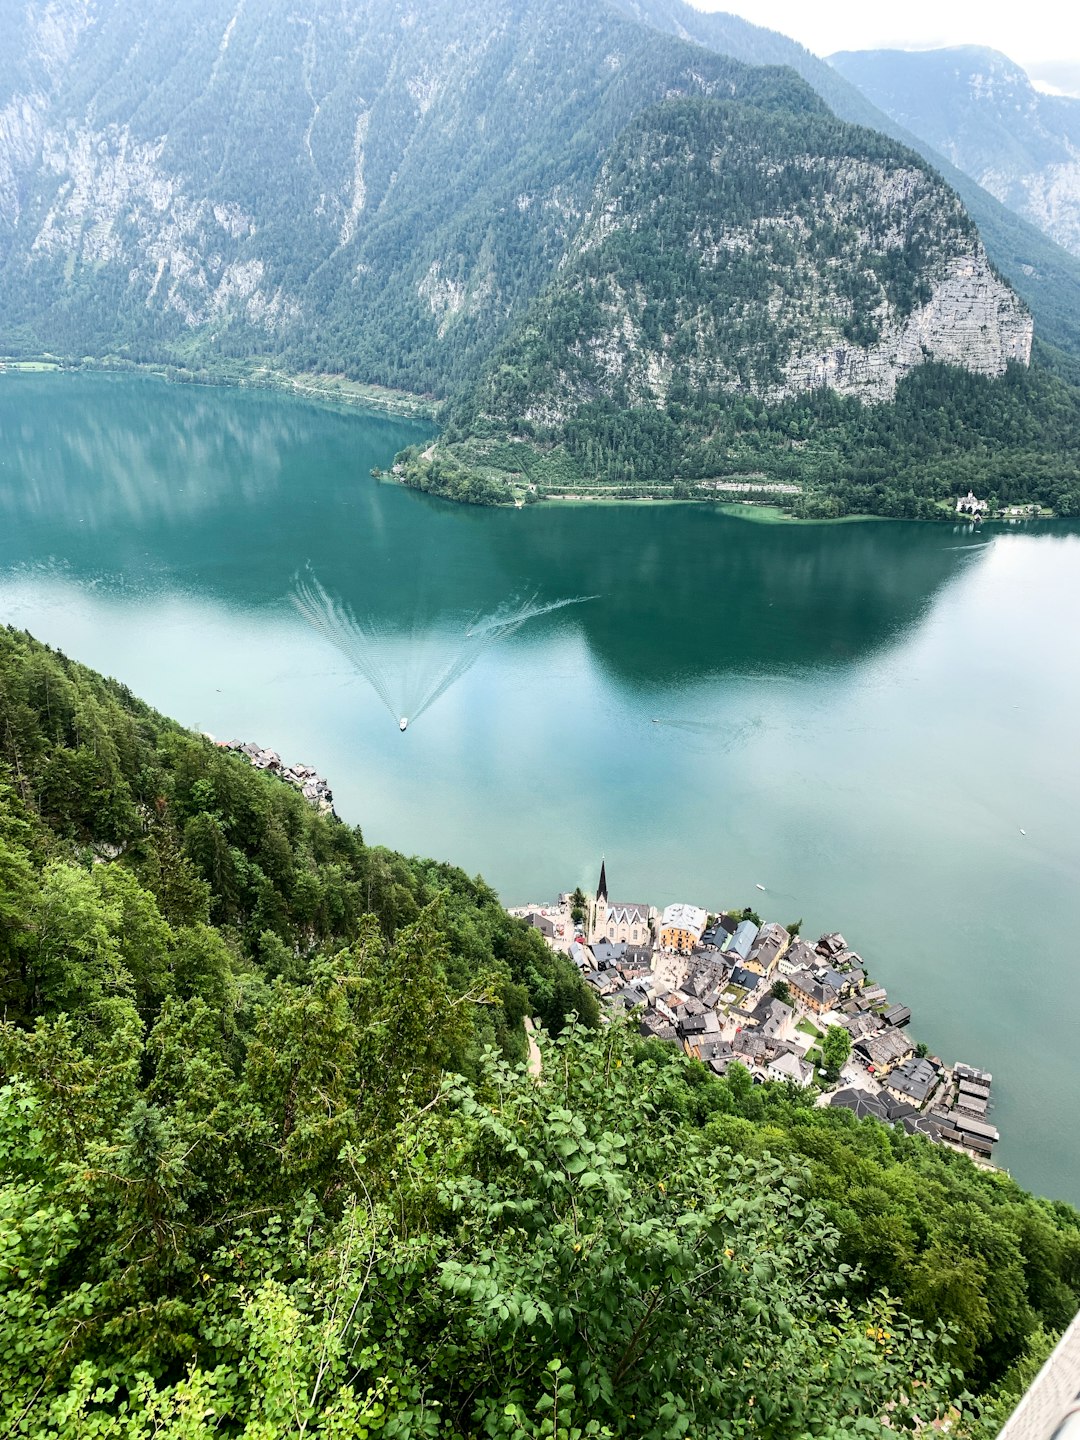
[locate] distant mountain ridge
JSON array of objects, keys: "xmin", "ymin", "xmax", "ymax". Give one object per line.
[
  {"xmin": 829, "ymin": 46, "xmax": 1080, "ymax": 260},
  {"xmin": 0, "ymin": 0, "xmax": 1056, "ymax": 385},
  {"xmin": 0, "ymin": 0, "xmax": 823, "ymax": 393},
  {"xmin": 3, "ymin": 0, "xmax": 1080, "ymax": 522}
]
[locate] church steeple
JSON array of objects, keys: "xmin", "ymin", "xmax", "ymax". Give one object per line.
[{"xmin": 596, "ymin": 857, "xmax": 608, "ymax": 903}]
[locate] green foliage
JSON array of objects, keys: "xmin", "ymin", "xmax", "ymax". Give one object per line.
[
  {"xmin": 436, "ymin": 354, "xmax": 1080, "ymax": 516},
  {"xmin": 0, "ymin": 626, "xmax": 1077, "ymax": 1435},
  {"xmin": 821, "ymin": 1024, "xmax": 853, "ymax": 1079},
  {"xmin": 1, "ymin": 1022, "xmax": 964, "ymax": 1438},
  {"xmin": 0, "ymin": 627, "xmax": 596, "ymax": 1044},
  {"xmin": 570, "ymin": 887, "xmax": 587, "ymax": 926}
]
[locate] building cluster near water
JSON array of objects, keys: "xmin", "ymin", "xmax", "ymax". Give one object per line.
[
  {"xmin": 956, "ymin": 489, "xmax": 1043, "ymax": 521},
  {"xmin": 217, "ymin": 739, "xmax": 335, "ymax": 813},
  {"xmin": 509, "ymin": 862, "xmax": 1000, "ymax": 1165}
]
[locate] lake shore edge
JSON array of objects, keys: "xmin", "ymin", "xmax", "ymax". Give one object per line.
[
  {"xmin": 0, "ymin": 353, "xmax": 440, "ymax": 422},
  {"xmin": 3, "ymin": 355, "xmax": 1060, "ymax": 529}
]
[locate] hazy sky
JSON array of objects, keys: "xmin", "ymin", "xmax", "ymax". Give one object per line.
[{"xmin": 688, "ymin": 0, "xmax": 1080, "ymax": 94}]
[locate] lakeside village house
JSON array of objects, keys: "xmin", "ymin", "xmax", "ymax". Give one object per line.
[
  {"xmin": 217, "ymin": 740, "xmax": 335, "ymax": 813},
  {"xmin": 956, "ymin": 490, "xmax": 989, "ymax": 517},
  {"xmin": 510, "ymin": 863, "xmax": 1001, "ymax": 1166}
]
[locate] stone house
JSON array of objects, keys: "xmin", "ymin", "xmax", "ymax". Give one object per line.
[{"xmin": 745, "ymin": 922, "xmax": 790, "ymax": 976}]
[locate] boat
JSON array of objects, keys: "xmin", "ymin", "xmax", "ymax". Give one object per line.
[
  {"xmin": 755, "ymin": 883, "xmax": 765, "ymax": 891},
  {"xmin": 399, "ymin": 716, "xmax": 408, "ymax": 732},
  {"xmin": 1019, "ymin": 827, "xmax": 1026, "ymax": 836}
]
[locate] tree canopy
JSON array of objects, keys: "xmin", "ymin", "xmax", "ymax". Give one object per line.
[{"xmin": 0, "ymin": 624, "xmax": 1077, "ymax": 1435}]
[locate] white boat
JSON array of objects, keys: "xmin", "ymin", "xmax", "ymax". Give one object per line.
[
  {"xmin": 755, "ymin": 883, "xmax": 765, "ymax": 891},
  {"xmin": 399, "ymin": 716, "xmax": 408, "ymax": 732}
]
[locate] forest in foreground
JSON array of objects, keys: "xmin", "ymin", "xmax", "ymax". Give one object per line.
[{"xmin": 1, "ymin": 625, "xmax": 1079, "ymax": 1437}]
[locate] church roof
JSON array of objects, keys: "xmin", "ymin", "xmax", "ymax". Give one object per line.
[
  {"xmin": 596, "ymin": 858, "xmax": 608, "ymax": 902},
  {"xmin": 605, "ymin": 902, "xmax": 649, "ymax": 925}
]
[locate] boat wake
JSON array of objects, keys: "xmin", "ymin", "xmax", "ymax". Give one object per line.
[{"xmin": 291, "ymin": 573, "xmax": 596, "ymax": 729}]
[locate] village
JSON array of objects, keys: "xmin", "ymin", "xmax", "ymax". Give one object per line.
[
  {"xmin": 510, "ymin": 862, "xmax": 1000, "ymax": 1165},
  {"xmin": 217, "ymin": 739, "xmax": 336, "ymax": 813}
]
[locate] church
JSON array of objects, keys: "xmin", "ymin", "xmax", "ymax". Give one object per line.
[{"xmin": 588, "ymin": 860, "xmax": 654, "ymax": 947}]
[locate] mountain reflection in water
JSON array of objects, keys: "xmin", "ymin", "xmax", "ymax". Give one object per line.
[{"xmin": 3, "ymin": 373, "xmax": 1080, "ymax": 1205}]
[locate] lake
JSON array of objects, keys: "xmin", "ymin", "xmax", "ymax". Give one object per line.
[{"xmin": 2, "ymin": 370, "xmax": 1079, "ymax": 1203}]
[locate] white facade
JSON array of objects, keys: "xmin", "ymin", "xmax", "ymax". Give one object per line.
[{"xmin": 660, "ymin": 903, "xmax": 708, "ymax": 935}]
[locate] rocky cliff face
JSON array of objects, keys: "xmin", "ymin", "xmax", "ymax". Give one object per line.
[
  {"xmin": 474, "ymin": 102, "xmax": 1030, "ymax": 432},
  {"xmin": 0, "ymin": 0, "xmax": 93, "ymax": 240},
  {"xmin": 829, "ymin": 47, "xmax": 1080, "ymax": 260},
  {"xmin": 607, "ymin": 0, "xmax": 1080, "ymax": 372},
  {"xmin": 0, "ymin": 0, "xmax": 820, "ymax": 391},
  {"xmin": 29, "ymin": 122, "xmax": 298, "ymax": 330},
  {"xmin": 782, "ymin": 253, "xmax": 1031, "ymax": 401}
]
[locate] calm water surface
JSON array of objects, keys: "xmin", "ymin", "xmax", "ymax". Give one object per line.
[{"xmin": 2, "ymin": 372, "xmax": 1079, "ymax": 1202}]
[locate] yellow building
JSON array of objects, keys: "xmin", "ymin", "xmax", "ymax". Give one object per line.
[
  {"xmin": 744, "ymin": 922, "xmax": 791, "ymax": 977},
  {"xmin": 659, "ymin": 902, "xmax": 708, "ymax": 954}
]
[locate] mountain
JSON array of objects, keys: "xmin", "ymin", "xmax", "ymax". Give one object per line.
[
  {"xmin": 0, "ymin": 0, "xmax": 821, "ymax": 393},
  {"xmin": 608, "ymin": 0, "xmax": 1080, "ymax": 372},
  {"xmin": 466, "ymin": 98, "xmax": 1029, "ymax": 421},
  {"xmin": 404, "ymin": 99, "xmax": 1080, "ymax": 520},
  {"xmin": 3, "ymin": 0, "xmax": 1080, "ymax": 519},
  {"xmin": 2, "ymin": 623, "xmax": 1079, "ymax": 1432},
  {"xmin": 829, "ymin": 47, "xmax": 1080, "ymax": 259},
  {"xmin": 2, "ymin": 0, "xmax": 1075, "ymax": 388}
]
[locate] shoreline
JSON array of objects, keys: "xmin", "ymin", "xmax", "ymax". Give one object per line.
[
  {"xmin": 510, "ymin": 892, "xmax": 1003, "ymax": 1169},
  {"xmin": 0, "ymin": 354, "xmax": 440, "ymax": 423},
  {"xmin": 2, "ymin": 358, "xmax": 1061, "ymax": 527}
]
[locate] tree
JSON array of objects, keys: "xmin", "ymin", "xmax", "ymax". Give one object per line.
[
  {"xmin": 771, "ymin": 979, "xmax": 792, "ymax": 1004},
  {"xmin": 821, "ymin": 1024, "xmax": 852, "ymax": 1080},
  {"xmin": 786, "ymin": 917, "xmax": 803, "ymax": 938},
  {"xmin": 570, "ymin": 885, "xmax": 587, "ymax": 926}
]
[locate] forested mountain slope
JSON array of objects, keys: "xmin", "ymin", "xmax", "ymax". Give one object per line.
[
  {"xmin": 404, "ymin": 99, "xmax": 1079, "ymax": 518},
  {"xmin": 830, "ymin": 47, "xmax": 1080, "ymax": 260},
  {"xmin": 4, "ymin": 0, "xmax": 1077, "ymax": 389},
  {"xmin": 2, "ymin": 624, "xmax": 1080, "ymax": 1434},
  {"xmin": 0, "ymin": 0, "xmax": 821, "ymax": 392},
  {"xmin": 611, "ymin": 0, "xmax": 1080, "ymax": 370},
  {"xmin": 467, "ymin": 98, "xmax": 1029, "ymax": 418}
]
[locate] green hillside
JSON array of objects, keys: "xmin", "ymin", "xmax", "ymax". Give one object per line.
[
  {"xmin": 0, "ymin": 0, "xmax": 820, "ymax": 394},
  {"xmin": 1, "ymin": 627, "xmax": 1079, "ymax": 1434},
  {"xmin": 610, "ymin": 0, "xmax": 1080, "ymax": 372},
  {"xmin": 403, "ymin": 98, "xmax": 1080, "ymax": 518}
]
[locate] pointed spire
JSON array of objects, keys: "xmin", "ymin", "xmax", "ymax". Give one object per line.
[{"xmin": 596, "ymin": 857, "xmax": 608, "ymax": 903}]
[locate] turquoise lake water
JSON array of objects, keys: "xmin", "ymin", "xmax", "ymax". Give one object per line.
[{"xmin": 2, "ymin": 370, "xmax": 1079, "ymax": 1201}]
